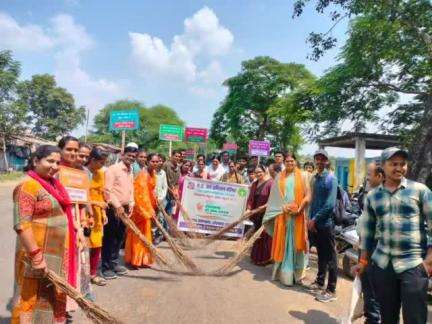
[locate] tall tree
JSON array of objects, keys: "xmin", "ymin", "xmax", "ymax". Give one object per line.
[
  {"xmin": 90, "ymin": 100, "xmax": 185, "ymax": 151},
  {"xmin": 17, "ymin": 74, "xmax": 85, "ymax": 140},
  {"xmin": 210, "ymin": 56, "xmax": 315, "ymax": 152},
  {"xmin": 293, "ymin": 0, "xmax": 432, "ymax": 184}
]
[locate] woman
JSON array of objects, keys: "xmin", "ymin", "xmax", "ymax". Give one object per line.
[
  {"xmin": 11, "ymin": 145, "xmax": 77, "ymax": 323},
  {"xmin": 174, "ymin": 161, "xmax": 191, "ymax": 219},
  {"xmin": 86, "ymin": 147, "xmax": 109, "ymax": 286},
  {"xmin": 193, "ymin": 159, "xmax": 208, "ymax": 179},
  {"xmin": 207, "ymin": 155, "xmax": 225, "ymax": 181},
  {"xmin": 263, "ymin": 152, "xmax": 310, "ymax": 286},
  {"xmin": 246, "ymin": 165, "xmax": 274, "ymax": 265},
  {"xmin": 221, "ymin": 160, "xmax": 245, "ymax": 184},
  {"xmin": 124, "ymin": 153, "xmax": 158, "ymax": 268}
]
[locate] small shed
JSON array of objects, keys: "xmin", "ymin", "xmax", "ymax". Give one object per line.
[{"xmin": 319, "ymin": 132, "xmax": 400, "ymax": 191}]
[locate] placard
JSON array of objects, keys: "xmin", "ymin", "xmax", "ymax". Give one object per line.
[
  {"xmin": 159, "ymin": 124, "xmax": 184, "ymax": 142},
  {"xmin": 185, "ymin": 127, "xmax": 208, "ymax": 143},
  {"xmin": 248, "ymin": 140, "xmax": 270, "ymax": 157},
  {"xmin": 109, "ymin": 110, "xmax": 140, "ymax": 131},
  {"xmin": 58, "ymin": 166, "xmax": 90, "ymax": 203},
  {"xmin": 178, "ymin": 177, "xmax": 249, "ymax": 238},
  {"xmin": 223, "ymin": 143, "xmax": 238, "ymax": 154}
]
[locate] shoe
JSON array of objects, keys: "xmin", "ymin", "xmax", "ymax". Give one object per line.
[
  {"xmin": 304, "ymin": 281, "xmax": 324, "ymax": 292},
  {"xmin": 315, "ymin": 290, "xmax": 337, "ymax": 303},
  {"xmin": 113, "ymin": 265, "xmax": 128, "ymax": 275},
  {"xmin": 91, "ymin": 276, "xmax": 107, "ymax": 286},
  {"xmin": 101, "ymin": 270, "xmax": 118, "ymax": 280}
]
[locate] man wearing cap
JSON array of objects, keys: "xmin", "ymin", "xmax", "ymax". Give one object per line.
[
  {"xmin": 355, "ymin": 147, "xmax": 432, "ymax": 324},
  {"xmin": 307, "ymin": 149, "xmax": 339, "ymax": 303}
]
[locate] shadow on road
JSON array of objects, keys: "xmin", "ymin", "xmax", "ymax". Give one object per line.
[
  {"xmin": 122, "ymin": 273, "xmax": 181, "ymax": 282},
  {"xmin": 289, "ymin": 310, "xmax": 339, "ymax": 324}
]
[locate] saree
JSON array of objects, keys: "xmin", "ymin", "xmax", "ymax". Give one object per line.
[
  {"xmin": 263, "ymin": 168, "xmax": 308, "ymax": 286},
  {"xmin": 11, "ymin": 176, "xmax": 72, "ymax": 323},
  {"xmin": 124, "ymin": 170, "xmax": 156, "ymax": 267}
]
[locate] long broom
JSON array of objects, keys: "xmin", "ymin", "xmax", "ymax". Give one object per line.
[
  {"xmin": 157, "ymin": 201, "xmax": 191, "ymax": 246},
  {"xmin": 151, "ymin": 214, "xmax": 204, "ymax": 274}
]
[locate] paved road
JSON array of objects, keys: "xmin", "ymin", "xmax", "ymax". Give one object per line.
[{"xmin": 0, "ymin": 180, "xmax": 430, "ymax": 324}]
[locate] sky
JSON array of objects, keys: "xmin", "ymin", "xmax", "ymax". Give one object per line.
[{"xmin": 0, "ymin": 0, "xmax": 380, "ymax": 157}]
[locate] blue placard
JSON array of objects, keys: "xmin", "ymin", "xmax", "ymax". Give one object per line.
[{"xmin": 109, "ymin": 110, "xmax": 140, "ymax": 131}]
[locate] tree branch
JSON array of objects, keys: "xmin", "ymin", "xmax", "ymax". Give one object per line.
[{"xmin": 368, "ymin": 81, "xmax": 427, "ymax": 96}]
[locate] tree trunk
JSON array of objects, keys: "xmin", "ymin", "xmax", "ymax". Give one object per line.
[
  {"xmin": 408, "ymin": 95, "xmax": 432, "ymax": 186},
  {"xmin": 257, "ymin": 113, "xmax": 268, "ymax": 140},
  {"xmin": 2, "ymin": 136, "xmax": 9, "ymax": 172}
]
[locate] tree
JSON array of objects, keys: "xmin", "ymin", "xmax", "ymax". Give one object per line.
[
  {"xmin": 210, "ymin": 56, "xmax": 315, "ymax": 152},
  {"xmin": 90, "ymin": 100, "xmax": 185, "ymax": 152},
  {"xmin": 17, "ymin": 74, "xmax": 85, "ymax": 140},
  {"xmin": 293, "ymin": 0, "xmax": 432, "ymax": 184}
]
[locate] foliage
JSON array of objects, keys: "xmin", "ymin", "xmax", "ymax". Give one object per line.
[
  {"xmin": 210, "ymin": 56, "xmax": 315, "ymax": 153},
  {"xmin": 17, "ymin": 74, "xmax": 85, "ymax": 140},
  {"xmin": 0, "ymin": 171, "xmax": 24, "ymax": 182},
  {"xmin": 90, "ymin": 100, "xmax": 186, "ymax": 152},
  {"xmin": 293, "ymin": 0, "xmax": 432, "ymax": 183}
]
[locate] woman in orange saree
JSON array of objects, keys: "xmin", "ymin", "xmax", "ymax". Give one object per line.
[
  {"xmin": 124, "ymin": 153, "xmax": 159, "ymax": 268},
  {"xmin": 11, "ymin": 145, "xmax": 77, "ymax": 324}
]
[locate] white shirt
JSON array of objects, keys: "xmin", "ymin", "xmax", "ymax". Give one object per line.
[
  {"xmin": 206, "ymin": 164, "xmax": 225, "ymax": 181},
  {"xmin": 156, "ymin": 169, "xmax": 168, "ymax": 201}
]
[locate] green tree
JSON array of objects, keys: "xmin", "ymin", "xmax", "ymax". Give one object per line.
[
  {"xmin": 17, "ymin": 74, "xmax": 85, "ymax": 140},
  {"xmin": 210, "ymin": 56, "xmax": 315, "ymax": 152},
  {"xmin": 90, "ymin": 100, "xmax": 185, "ymax": 152},
  {"xmin": 293, "ymin": 0, "xmax": 432, "ymax": 184}
]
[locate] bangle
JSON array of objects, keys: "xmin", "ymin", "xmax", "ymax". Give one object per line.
[
  {"xmin": 359, "ymin": 258, "xmax": 368, "ymax": 266},
  {"xmin": 28, "ymin": 248, "xmax": 41, "ymax": 258}
]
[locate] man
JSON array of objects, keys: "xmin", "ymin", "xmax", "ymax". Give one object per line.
[
  {"xmin": 133, "ymin": 149, "xmax": 147, "ymax": 176},
  {"xmin": 192, "ymin": 154, "xmax": 206, "ymax": 172},
  {"xmin": 102, "ymin": 146, "xmax": 138, "ymax": 279},
  {"xmin": 179, "ymin": 149, "xmax": 187, "ymax": 165},
  {"xmin": 221, "ymin": 151, "xmax": 230, "ymax": 173},
  {"xmin": 249, "ymin": 155, "xmax": 259, "ymax": 169},
  {"xmin": 221, "ymin": 160, "xmax": 245, "ymax": 184},
  {"xmin": 355, "ymin": 148, "xmax": 432, "ymax": 324},
  {"xmin": 307, "ymin": 149, "xmax": 338, "ymax": 302},
  {"xmin": 273, "ymin": 151, "xmax": 285, "ymax": 173},
  {"xmin": 356, "ymin": 162, "xmax": 384, "ymax": 324},
  {"xmin": 162, "ymin": 149, "xmax": 181, "ymax": 215}
]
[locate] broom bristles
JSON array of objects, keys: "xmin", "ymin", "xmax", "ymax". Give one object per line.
[
  {"xmin": 157, "ymin": 201, "xmax": 194, "ymax": 247},
  {"xmin": 45, "ymin": 270, "xmax": 122, "ymax": 324}
]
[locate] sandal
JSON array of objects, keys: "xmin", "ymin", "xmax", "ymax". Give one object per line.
[{"xmin": 91, "ymin": 276, "xmax": 107, "ymax": 286}]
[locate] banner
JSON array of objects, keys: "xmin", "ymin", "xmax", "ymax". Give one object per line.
[
  {"xmin": 178, "ymin": 177, "xmax": 249, "ymax": 238},
  {"xmin": 185, "ymin": 127, "xmax": 208, "ymax": 143},
  {"xmin": 159, "ymin": 124, "xmax": 184, "ymax": 142},
  {"xmin": 109, "ymin": 110, "xmax": 140, "ymax": 131},
  {"xmin": 223, "ymin": 143, "xmax": 238, "ymax": 154},
  {"xmin": 58, "ymin": 166, "xmax": 90, "ymax": 203},
  {"xmin": 248, "ymin": 140, "xmax": 270, "ymax": 157}
]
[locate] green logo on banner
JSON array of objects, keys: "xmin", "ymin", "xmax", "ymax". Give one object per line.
[{"xmin": 237, "ymin": 188, "xmax": 247, "ymax": 198}]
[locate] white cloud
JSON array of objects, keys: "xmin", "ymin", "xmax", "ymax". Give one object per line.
[
  {"xmin": 0, "ymin": 12, "xmax": 54, "ymax": 51},
  {"xmin": 129, "ymin": 6, "xmax": 233, "ymax": 83}
]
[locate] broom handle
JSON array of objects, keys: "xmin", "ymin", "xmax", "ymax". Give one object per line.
[{"xmin": 167, "ymin": 187, "xmax": 202, "ymax": 234}]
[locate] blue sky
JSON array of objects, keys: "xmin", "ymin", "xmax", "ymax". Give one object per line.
[{"xmin": 1, "ymin": 0, "xmax": 373, "ymax": 157}]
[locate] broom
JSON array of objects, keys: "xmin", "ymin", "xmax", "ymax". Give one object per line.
[
  {"xmin": 33, "ymin": 267, "xmax": 122, "ymax": 324},
  {"xmin": 209, "ymin": 225, "xmax": 265, "ymax": 276},
  {"xmin": 118, "ymin": 214, "xmax": 176, "ymax": 271},
  {"xmin": 151, "ymin": 214, "xmax": 204, "ymax": 274},
  {"xmin": 157, "ymin": 201, "xmax": 191, "ymax": 246}
]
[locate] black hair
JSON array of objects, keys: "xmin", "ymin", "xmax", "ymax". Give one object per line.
[
  {"xmin": 197, "ymin": 154, "xmax": 205, "ymax": 160},
  {"xmin": 209, "ymin": 155, "xmax": 220, "ymax": 162},
  {"xmin": 159, "ymin": 154, "xmax": 166, "ymax": 162},
  {"xmin": 375, "ymin": 166, "xmax": 385, "ymax": 178},
  {"xmin": 221, "ymin": 151, "xmax": 229, "ymax": 156},
  {"xmin": 255, "ymin": 164, "xmax": 267, "ymax": 173},
  {"xmin": 138, "ymin": 148, "xmax": 147, "ymax": 154},
  {"xmin": 147, "ymin": 152, "xmax": 159, "ymax": 161},
  {"xmin": 58, "ymin": 136, "xmax": 79, "ymax": 149},
  {"xmin": 86, "ymin": 147, "xmax": 108, "ymax": 165},
  {"xmin": 303, "ymin": 161, "xmax": 314, "ymax": 169},
  {"xmin": 79, "ymin": 142, "xmax": 92, "ymax": 150},
  {"xmin": 238, "ymin": 156, "xmax": 248, "ymax": 161},
  {"xmin": 124, "ymin": 146, "xmax": 138, "ymax": 154},
  {"xmin": 284, "ymin": 151, "xmax": 297, "ymax": 161},
  {"xmin": 247, "ymin": 166, "xmax": 256, "ymax": 174},
  {"xmin": 24, "ymin": 145, "xmax": 61, "ymax": 172},
  {"xmin": 273, "ymin": 150, "xmax": 285, "ymax": 156},
  {"xmin": 172, "ymin": 149, "xmax": 182, "ymax": 156}
]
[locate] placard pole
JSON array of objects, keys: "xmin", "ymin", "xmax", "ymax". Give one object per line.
[
  {"xmin": 169, "ymin": 140, "xmax": 172, "ymax": 157},
  {"xmin": 121, "ymin": 130, "xmax": 126, "ymax": 154}
]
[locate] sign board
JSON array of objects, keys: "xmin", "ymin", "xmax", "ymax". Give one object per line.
[
  {"xmin": 58, "ymin": 166, "xmax": 90, "ymax": 203},
  {"xmin": 159, "ymin": 124, "xmax": 184, "ymax": 142},
  {"xmin": 178, "ymin": 177, "xmax": 249, "ymax": 238},
  {"xmin": 185, "ymin": 127, "xmax": 208, "ymax": 143},
  {"xmin": 223, "ymin": 143, "xmax": 238, "ymax": 154},
  {"xmin": 109, "ymin": 110, "xmax": 140, "ymax": 131},
  {"xmin": 184, "ymin": 149, "xmax": 195, "ymax": 161},
  {"xmin": 248, "ymin": 140, "xmax": 270, "ymax": 157}
]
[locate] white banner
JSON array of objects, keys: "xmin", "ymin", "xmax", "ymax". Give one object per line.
[{"xmin": 178, "ymin": 177, "xmax": 250, "ymax": 238}]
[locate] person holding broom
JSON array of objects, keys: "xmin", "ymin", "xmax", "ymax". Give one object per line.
[{"xmin": 11, "ymin": 145, "xmax": 77, "ymax": 323}]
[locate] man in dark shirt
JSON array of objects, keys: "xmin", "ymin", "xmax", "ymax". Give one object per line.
[
  {"xmin": 307, "ymin": 149, "xmax": 338, "ymax": 303},
  {"xmin": 162, "ymin": 149, "xmax": 181, "ymax": 215}
]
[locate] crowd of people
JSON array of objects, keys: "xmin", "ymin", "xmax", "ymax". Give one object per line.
[{"xmin": 9, "ymin": 136, "xmax": 432, "ymax": 324}]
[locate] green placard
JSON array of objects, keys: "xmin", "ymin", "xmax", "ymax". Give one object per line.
[
  {"xmin": 159, "ymin": 124, "xmax": 184, "ymax": 142},
  {"xmin": 109, "ymin": 110, "xmax": 140, "ymax": 131}
]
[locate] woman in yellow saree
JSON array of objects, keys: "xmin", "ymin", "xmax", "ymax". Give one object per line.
[
  {"xmin": 263, "ymin": 152, "xmax": 310, "ymax": 286},
  {"xmin": 124, "ymin": 153, "xmax": 158, "ymax": 268}
]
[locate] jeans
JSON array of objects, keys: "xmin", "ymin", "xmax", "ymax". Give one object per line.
[
  {"xmin": 311, "ymin": 226, "xmax": 338, "ymax": 292},
  {"xmin": 101, "ymin": 205, "xmax": 127, "ymax": 272},
  {"xmin": 361, "ymin": 264, "xmax": 381, "ymax": 323},
  {"xmin": 372, "ymin": 262, "xmax": 429, "ymax": 324}
]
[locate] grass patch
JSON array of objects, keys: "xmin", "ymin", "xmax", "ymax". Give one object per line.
[{"xmin": 0, "ymin": 171, "xmax": 24, "ymax": 182}]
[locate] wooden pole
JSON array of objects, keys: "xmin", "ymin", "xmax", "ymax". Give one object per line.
[
  {"xmin": 84, "ymin": 108, "xmax": 90, "ymax": 143},
  {"xmin": 169, "ymin": 140, "xmax": 172, "ymax": 157},
  {"xmin": 121, "ymin": 130, "xmax": 126, "ymax": 154}
]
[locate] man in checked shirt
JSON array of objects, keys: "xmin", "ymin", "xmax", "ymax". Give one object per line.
[{"xmin": 354, "ymin": 147, "xmax": 432, "ymax": 324}]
